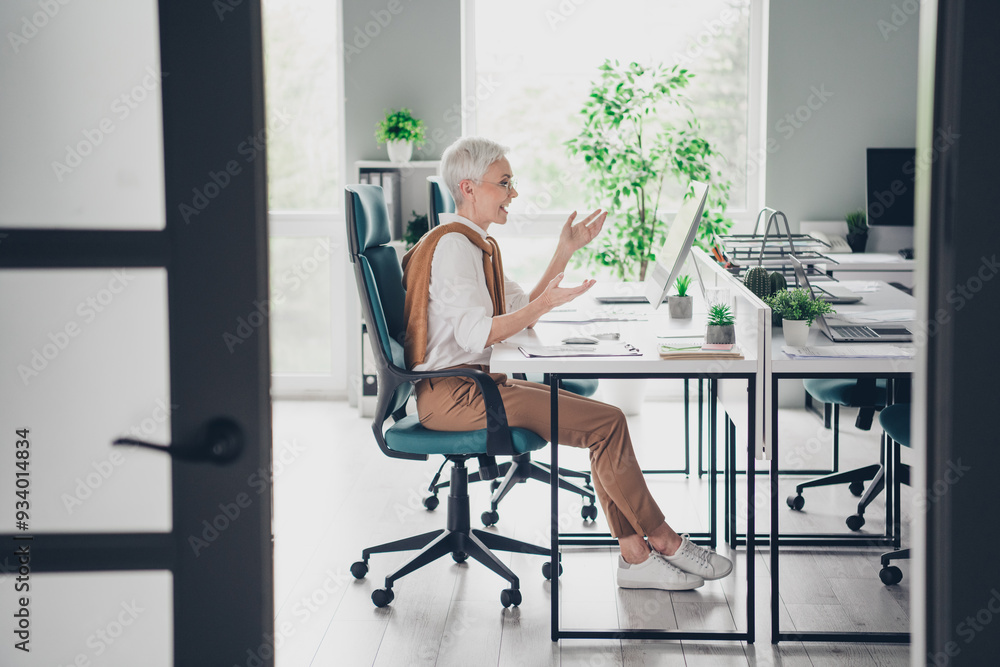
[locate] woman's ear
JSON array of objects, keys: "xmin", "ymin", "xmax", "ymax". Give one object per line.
[{"xmin": 459, "ymin": 179, "xmax": 475, "ymax": 200}]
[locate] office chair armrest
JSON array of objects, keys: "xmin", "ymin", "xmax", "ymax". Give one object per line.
[{"xmin": 387, "ymin": 365, "xmax": 516, "ymax": 460}]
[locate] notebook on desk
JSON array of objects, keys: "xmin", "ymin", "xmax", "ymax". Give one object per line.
[{"xmin": 789, "ymin": 257, "xmax": 913, "ymax": 343}]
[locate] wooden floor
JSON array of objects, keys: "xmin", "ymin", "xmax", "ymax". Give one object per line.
[{"xmin": 272, "ymin": 389, "xmax": 911, "ymax": 666}]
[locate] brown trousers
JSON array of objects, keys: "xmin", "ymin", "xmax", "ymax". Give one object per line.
[{"xmin": 414, "ymin": 367, "xmax": 665, "ymax": 538}]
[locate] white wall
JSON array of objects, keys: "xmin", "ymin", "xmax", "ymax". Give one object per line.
[{"xmin": 764, "ymin": 0, "xmax": 920, "ymax": 251}]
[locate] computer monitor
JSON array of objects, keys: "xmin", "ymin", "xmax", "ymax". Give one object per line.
[
  {"xmin": 866, "ymin": 148, "xmax": 916, "ymax": 227},
  {"xmin": 643, "ymin": 181, "xmax": 710, "ymax": 309}
]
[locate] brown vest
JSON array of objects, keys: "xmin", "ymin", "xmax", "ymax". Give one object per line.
[{"xmin": 401, "ymin": 222, "xmax": 505, "ymax": 369}]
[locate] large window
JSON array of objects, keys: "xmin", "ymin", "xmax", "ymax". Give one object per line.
[
  {"xmin": 263, "ymin": 0, "xmax": 345, "ymax": 394},
  {"xmin": 467, "ymin": 0, "xmax": 760, "ymax": 282}
]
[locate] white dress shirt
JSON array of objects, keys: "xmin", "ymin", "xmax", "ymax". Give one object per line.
[{"xmin": 413, "ymin": 213, "xmax": 529, "ymax": 372}]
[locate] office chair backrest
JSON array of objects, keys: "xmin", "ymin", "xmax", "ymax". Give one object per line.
[
  {"xmin": 427, "ymin": 176, "xmax": 455, "ymax": 229},
  {"xmin": 346, "ymin": 184, "xmax": 412, "ymax": 419}
]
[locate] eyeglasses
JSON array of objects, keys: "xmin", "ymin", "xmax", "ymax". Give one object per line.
[{"xmin": 481, "ymin": 178, "xmax": 518, "ymax": 194}]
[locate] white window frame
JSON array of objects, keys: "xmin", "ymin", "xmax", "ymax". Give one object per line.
[
  {"xmin": 460, "ymin": 0, "xmax": 768, "ymax": 238},
  {"xmin": 267, "ymin": 0, "xmax": 349, "ymax": 400}
]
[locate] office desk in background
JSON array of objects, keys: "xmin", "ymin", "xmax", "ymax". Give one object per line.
[{"xmin": 769, "ymin": 282, "xmax": 916, "ymax": 645}]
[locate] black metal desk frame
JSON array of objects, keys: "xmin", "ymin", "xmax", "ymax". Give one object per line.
[
  {"xmin": 547, "ymin": 371, "xmax": 757, "ymax": 644},
  {"xmin": 769, "ymin": 371, "xmax": 910, "ymax": 644}
]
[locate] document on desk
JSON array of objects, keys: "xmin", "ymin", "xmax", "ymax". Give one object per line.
[
  {"xmin": 782, "ymin": 345, "xmax": 914, "ymax": 358},
  {"xmin": 831, "ymin": 309, "xmax": 916, "ymax": 324},
  {"xmin": 518, "ymin": 343, "xmax": 642, "ymax": 358},
  {"xmin": 659, "ymin": 338, "xmax": 744, "ymax": 360},
  {"xmin": 538, "ymin": 309, "xmax": 647, "ymax": 323}
]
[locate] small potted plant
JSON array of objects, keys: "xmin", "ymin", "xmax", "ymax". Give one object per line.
[
  {"xmin": 403, "ymin": 210, "xmax": 429, "ymax": 250},
  {"xmin": 846, "ymin": 209, "xmax": 868, "ymax": 253},
  {"xmin": 667, "ymin": 274, "xmax": 693, "ymax": 319},
  {"xmin": 766, "ymin": 288, "xmax": 834, "ymax": 347},
  {"xmin": 375, "ymin": 108, "xmax": 426, "ymax": 163},
  {"xmin": 705, "ymin": 303, "xmax": 735, "ymax": 345}
]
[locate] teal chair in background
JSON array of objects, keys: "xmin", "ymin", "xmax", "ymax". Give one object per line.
[
  {"xmin": 876, "ymin": 402, "xmax": 911, "ymax": 585},
  {"xmin": 423, "ymin": 176, "xmax": 599, "ymax": 524},
  {"xmin": 346, "ymin": 184, "xmax": 554, "ymax": 609}
]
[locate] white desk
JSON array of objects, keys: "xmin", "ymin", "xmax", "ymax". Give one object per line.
[
  {"xmin": 490, "ymin": 248, "xmax": 768, "ymax": 643},
  {"xmin": 768, "ymin": 282, "xmax": 915, "ymax": 645},
  {"xmin": 817, "ymin": 253, "xmax": 915, "ymax": 289}
]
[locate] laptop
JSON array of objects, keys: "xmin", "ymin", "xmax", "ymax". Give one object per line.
[
  {"xmin": 789, "ymin": 256, "xmax": 913, "ymax": 343},
  {"xmin": 788, "ymin": 257, "xmax": 862, "ymax": 304},
  {"xmin": 593, "ymin": 181, "xmax": 710, "ymax": 307}
]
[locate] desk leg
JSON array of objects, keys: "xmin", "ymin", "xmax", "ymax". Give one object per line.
[
  {"xmin": 698, "ymin": 379, "xmax": 705, "ymax": 478},
  {"xmin": 710, "ymin": 379, "xmax": 718, "ymax": 549},
  {"xmin": 770, "ymin": 375, "xmax": 780, "ymax": 644},
  {"xmin": 747, "ymin": 378, "xmax": 756, "ymax": 644},
  {"xmin": 684, "ymin": 379, "xmax": 691, "ymax": 475},
  {"xmin": 550, "ymin": 373, "xmax": 560, "ymax": 642}
]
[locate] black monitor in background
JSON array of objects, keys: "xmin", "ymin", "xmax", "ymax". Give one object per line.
[{"xmin": 866, "ymin": 148, "xmax": 916, "ymax": 227}]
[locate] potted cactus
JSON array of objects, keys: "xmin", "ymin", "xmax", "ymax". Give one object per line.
[
  {"xmin": 667, "ymin": 274, "xmax": 693, "ymax": 319},
  {"xmin": 705, "ymin": 303, "xmax": 736, "ymax": 345}
]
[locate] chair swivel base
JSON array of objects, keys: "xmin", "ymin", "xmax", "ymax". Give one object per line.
[
  {"xmin": 352, "ymin": 457, "xmax": 554, "ymax": 608},
  {"xmin": 879, "ymin": 548, "xmax": 910, "ymax": 586}
]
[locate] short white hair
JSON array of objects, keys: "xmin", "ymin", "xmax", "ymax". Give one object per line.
[{"xmin": 439, "ymin": 137, "xmax": 509, "ymax": 204}]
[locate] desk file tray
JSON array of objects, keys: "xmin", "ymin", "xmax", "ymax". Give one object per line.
[
  {"xmin": 518, "ymin": 343, "xmax": 642, "ymax": 358},
  {"xmin": 717, "ymin": 208, "xmax": 835, "ymax": 281}
]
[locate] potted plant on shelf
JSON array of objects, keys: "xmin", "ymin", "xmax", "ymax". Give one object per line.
[
  {"xmin": 705, "ymin": 303, "xmax": 735, "ymax": 345},
  {"xmin": 846, "ymin": 209, "xmax": 868, "ymax": 253},
  {"xmin": 667, "ymin": 274, "xmax": 693, "ymax": 319},
  {"xmin": 765, "ymin": 288, "xmax": 834, "ymax": 347},
  {"xmin": 566, "ymin": 59, "xmax": 733, "ymax": 282},
  {"xmin": 375, "ymin": 108, "xmax": 426, "ymax": 163}
]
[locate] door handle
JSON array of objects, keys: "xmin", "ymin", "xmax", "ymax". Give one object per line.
[{"xmin": 113, "ymin": 417, "xmax": 243, "ymax": 464}]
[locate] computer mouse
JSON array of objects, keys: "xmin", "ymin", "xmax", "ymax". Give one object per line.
[{"xmin": 562, "ymin": 336, "xmax": 599, "ymax": 345}]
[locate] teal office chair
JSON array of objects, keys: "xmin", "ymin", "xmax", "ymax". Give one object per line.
[
  {"xmin": 787, "ymin": 378, "xmax": 889, "ymax": 510},
  {"xmin": 424, "ymin": 176, "xmax": 599, "ymax": 525},
  {"xmin": 876, "ymin": 403, "xmax": 911, "ymax": 585},
  {"xmin": 346, "ymin": 184, "xmax": 554, "ymax": 608}
]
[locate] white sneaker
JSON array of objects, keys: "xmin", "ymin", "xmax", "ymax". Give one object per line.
[
  {"xmin": 659, "ymin": 535, "xmax": 733, "ymax": 581},
  {"xmin": 617, "ymin": 552, "xmax": 704, "ymax": 591}
]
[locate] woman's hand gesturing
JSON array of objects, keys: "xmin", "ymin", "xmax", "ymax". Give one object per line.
[
  {"xmin": 559, "ymin": 209, "xmax": 607, "ymax": 255},
  {"xmin": 540, "ymin": 272, "xmax": 596, "ymax": 311}
]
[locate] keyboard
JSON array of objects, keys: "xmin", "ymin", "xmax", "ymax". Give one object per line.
[{"xmin": 832, "ymin": 325, "xmax": 877, "ymax": 339}]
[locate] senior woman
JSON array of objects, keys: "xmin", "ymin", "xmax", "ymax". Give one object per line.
[{"xmin": 401, "ymin": 136, "xmax": 732, "ymax": 591}]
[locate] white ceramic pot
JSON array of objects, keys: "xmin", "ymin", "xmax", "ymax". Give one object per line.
[
  {"xmin": 600, "ymin": 378, "xmax": 648, "ymax": 416},
  {"xmin": 782, "ymin": 319, "xmax": 810, "ymax": 347},
  {"xmin": 386, "ymin": 140, "xmax": 413, "ymax": 163}
]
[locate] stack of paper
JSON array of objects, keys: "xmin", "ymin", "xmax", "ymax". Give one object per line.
[
  {"xmin": 782, "ymin": 345, "xmax": 914, "ymax": 358},
  {"xmin": 658, "ymin": 338, "xmax": 744, "ymax": 360}
]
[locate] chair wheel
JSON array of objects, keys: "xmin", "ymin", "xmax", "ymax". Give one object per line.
[
  {"xmin": 423, "ymin": 495, "xmax": 439, "ymax": 511},
  {"xmin": 849, "ymin": 481, "xmax": 865, "ymax": 497},
  {"xmin": 490, "ymin": 479, "xmax": 502, "ymax": 492},
  {"xmin": 879, "ymin": 565, "xmax": 903, "ymax": 586},
  {"xmin": 452, "ymin": 551, "xmax": 468, "ymax": 563},
  {"xmin": 350, "ymin": 561, "xmax": 368, "ymax": 579},
  {"xmin": 481, "ymin": 510, "xmax": 499, "ymax": 526},
  {"xmin": 581, "ymin": 504, "xmax": 598, "ymax": 521},
  {"xmin": 371, "ymin": 588, "xmax": 394, "ymax": 607},
  {"xmin": 500, "ymin": 588, "xmax": 522, "ymax": 608},
  {"xmin": 846, "ymin": 514, "xmax": 865, "ymax": 531},
  {"xmin": 786, "ymin": 494, "xmax": 805, "ymax": 511},
  {"xmin": 542, "ymin": 561, "xmax": 563, "ymax": 580}
]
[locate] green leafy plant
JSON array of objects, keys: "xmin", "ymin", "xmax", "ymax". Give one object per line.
[
  {"xmin": 707, "ymin": 303, "xmax": 735, "ymax": 327},
  {"xmin": 674, "ymin": 274, "xmax": 692, "ymax": 297},
  {"xmin": 566, "ymin": 59, "xmax": 733, "ymax": 282},
  {"xmin": 846, "ymin": 209, "xmax": 868, "ymax": 235},
  {"xmin": 403, "ymin": 210, "xmax": 428, "ymax": 249},
  {"xmin": 375, "ymin": 108, "xmax": 426, "ymax": 147},
  {"xmin": 765, "ymin": 288, "xmax": 834, "ymax": 326}
]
